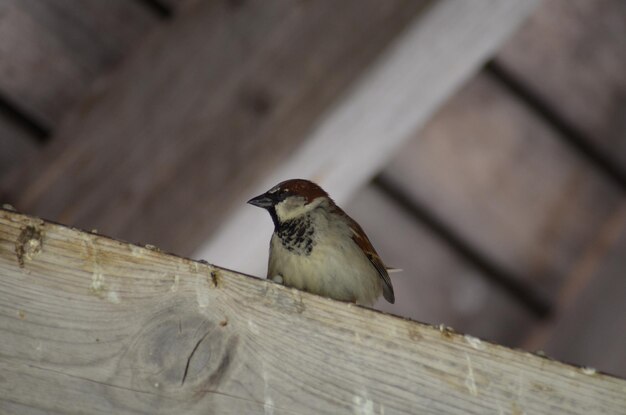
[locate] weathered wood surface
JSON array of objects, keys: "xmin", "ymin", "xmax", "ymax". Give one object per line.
[
  {"xmin": 1, "ymin": 210, "xmax": 625, "ymax": 414},
  {"xmin": 195, "ymin": 0, "xmax": 540, "ymax": 276},
  {"xmin": 0, "ymin": 0, "xmax": 157, "ymax": 128},
  {"xmin": 347, "ymin": 186, "xmax": 534, "ymax": 347},
  {"xmin": 1, "ymin": 0, "xmax": 432, "ymax": 256},
  {"xmin": 383, "ymin": 73, "xmax": 624, "ymax": 307},
  {"xmin": 496, "ymin": 0, "xmax": 626, "ymax": 170}
]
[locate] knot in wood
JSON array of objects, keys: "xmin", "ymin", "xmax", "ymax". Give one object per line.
[
  {"xmin": 16, "ymin": 225, "xmax": 44, "ymax": 268},
  {"xmin": 117, "ymin": 306, "xmax": 237, "ymax": 406}
]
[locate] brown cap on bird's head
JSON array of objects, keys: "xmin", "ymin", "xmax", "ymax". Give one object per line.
[
  {"xmin": 247, "ymin": 179, "xmax": 328, "ymax": 208},
  {"xmin": 273, "ymin": 179, "xmax": 328, "ymax": 203}
]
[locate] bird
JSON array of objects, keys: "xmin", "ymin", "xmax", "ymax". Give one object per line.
[{"xmin": 247, "ymin": 178, "xmax": 395, "ymax": 306}]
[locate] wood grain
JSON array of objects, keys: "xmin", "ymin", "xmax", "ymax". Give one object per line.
[
  {"xmin": 0, "ymin": 0, "xmax": 157, "ymax": 128},
  {"xmin": 495, "ymin": 0, "xmax": 626, "ymax": 169},
  {"xmin": 2, "ymin": 0, "xmax": 431, "ymax": 256},
  {"xmin": 384, "ymin": 73, "xmax": 624, "ymax": 303},
  {"xmin": 1, "ymin": 209, "xmax": 625, "ymax": 414}
]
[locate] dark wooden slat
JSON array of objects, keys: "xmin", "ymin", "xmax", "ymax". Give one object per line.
[
  {"xmin": 347, "ymin": 185, "xmax": 535, "ymax": 347},
  {"xmin": 2, "ymin": 0, "xmax": 431, "ymax": 255},
  {"xmin": 0, "ymin": 0, "xmax": 158, "ymax": 128},
  {"xmin": 0, "ymin": 113, "xmax": 38, "ymax": 178},
  {"xmin": 495, "ymin": 0, "xmax": 626, "ymax": 171},
  {"xmin": 383, "ymin": 72, "xmax": 623, "ymax": 308},
  {"xmin": 537, "ymin": 206, "xmax": 626, "ymax": 378},
  {"xmin": 485, "ymin": 61, "xmax": 626, "ymax": 193},
  {"xmin": 374, "ymin": 175, "xmax": 551, "ymax": 318}
]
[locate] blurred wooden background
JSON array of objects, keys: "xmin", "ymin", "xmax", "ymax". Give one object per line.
[{"xmin": 0, "ymin": 0, "xmax": 624, "ymax": 381}]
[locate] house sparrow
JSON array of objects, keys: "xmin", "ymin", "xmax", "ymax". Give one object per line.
[{"xmin": 248, "ymin": 179, "xmax": 395, "ymax": 306}]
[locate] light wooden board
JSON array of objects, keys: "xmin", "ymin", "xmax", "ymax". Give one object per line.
[
  {"xmin": 495, "ymin": 0, "xmax": 626, "ymax": 169},
  {"xmin": 195, "ymin": 0, "xmax": 540, "ymax": 277},
  {"xmin": 347, "ymin": 186, "xmax": 534, "ymax": 347},
  {"xmin": 383, "ymin": 73, "xmax": 624, "ymax": 305},
  {"xmin": 1, "ymin": 209, "xmax": 625, "ymax": 414},
  {"xmin": 2, "ymin": 0, "xmax": 434, "ymax": 255},
  {"xmin": 0, "ymin": 0, "xmax": 157, "ymax": 128}
]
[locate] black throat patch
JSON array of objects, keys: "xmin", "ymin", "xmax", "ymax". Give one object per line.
[{"xmin": 276, "ymin": 216, "xmax": 315, "ymax": 255}]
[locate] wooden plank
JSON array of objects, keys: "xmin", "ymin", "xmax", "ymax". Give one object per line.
[
  {"xmin": 528, "ymin": 203, "xmax": 626, "ymax": 378},
  {"xmin": 1, "ymin": 209, "xmax": 625, "ymax": 414},
  {"xmin": 1, "ymin": 0, "xmax": 436, "ymax": 255},
  {"xmin": 495, "ymin": 0, "xmax": 626, "ymax": 169},
  {"xmin": 0, "ymin": 114, "xmax": 38, "ymax": 177},
  {"xmin": 0, "ymin": 0, "xmax": 158, "ymax": 128},
  {"xmin": 195, "ymin": 0, "xmax": 540, "ymax": 277},
  {"xmin": 347, "ymin": 185, "xmax": 534, "ymax": 347},
  {"xmin": 383, "ymin": 72, "xmax": 624, "ymax": 304}
]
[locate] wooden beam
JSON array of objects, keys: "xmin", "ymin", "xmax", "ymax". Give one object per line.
[
  {"xmin": 495, "ymin": 0, "xmax": 626, "ymax": 173},
  {"xmin": 195, "ymin": 0, "xmax": 540, "ymax": 277},
  {"xmin": 0, "ymin": 0, "xmax": 158, "ymax": 128},
  {"xmin": 383, "ymin": 72, "xmax": 624, "ymax": 305},
  {"xmin": 378, "ymin": 71, "xmax": 626, "ymax": 374},
  {"xmin": 1, "ymin": 209, "xmax": 625, "ymax": 414},
  {"xmin": 2, "ymin": 0, "xmax": 433, "ymax": 254}
]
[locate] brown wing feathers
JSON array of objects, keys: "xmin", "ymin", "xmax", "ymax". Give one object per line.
[{"xmin": 334, "ymin": 206, "xmax": 395, "ymax": 304}]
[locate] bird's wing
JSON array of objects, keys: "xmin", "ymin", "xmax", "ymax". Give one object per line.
[{"xmin": 336, "ymin": 207, "xmax": 395, "ymax": 304}]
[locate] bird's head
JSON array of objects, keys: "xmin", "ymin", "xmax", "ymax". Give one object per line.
[{"xmin": 247, "ymin": 179, "xmax": 330, "ymax": 226}]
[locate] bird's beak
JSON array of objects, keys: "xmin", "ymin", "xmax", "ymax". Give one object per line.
[{"xmin": 247, "ymin": 192, "xmax": 274, "ymax": 209}]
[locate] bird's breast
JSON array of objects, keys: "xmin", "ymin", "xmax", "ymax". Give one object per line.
[
  {"xmin": 268, "ymin": 214, "xmax": 382, "ymax": 305},
  {"xmin": 276, "ymin": 216, "xmax": 315, "ymax": 256}
]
